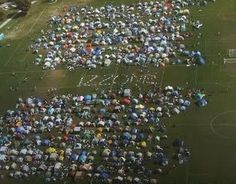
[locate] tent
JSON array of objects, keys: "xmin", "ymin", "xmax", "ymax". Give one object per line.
[
  {"xmin": 181, "ymin": 23, "xmax": 187, "ymax": 32},
  {"xmin": 42, "ymin": 139, "xmax": 51, "ymax": 146},
  {"xmin": 79, "ymin": 153, "xmax": 87, "ymax": 163},
  {"xmin": 123, "ymin": 132, "xmax": 132, "ymax": 140},
  {"xmin": 44, "ymin": 61, "xmax": 51, "ymax": 68},
  {"xmin": 131, "ymin": 112, "xmax": 138, "ymax": 120},
  {"xmin": 140, "ymin": 141, "xmax": 147, "ymax": 148},
  {"xmin": 79, "ymin": 163, "xmax": 93, "ymax": 171},
  {"xmin": 156, "ymin": 152, "xmax": 168, "ymax": 166},
  {"xmin": 196, "ymin": 98, "xmax": 208, "ymax": 107},
  {"xmin": 0, "ymin": 154, "xmax": 6, "ymax": 161},
  {"xmin": 102, "ymin": 148, "xmax": 111, "ymax": 157},
  {"xmin": 84, "ymin": 95, "xmax": 92, "ymax": 101},
  {"xmin": 93, "ymin": 47, "xmax": 102, "ymax": 56},
  {"xmin": 21, "ymin": 164, "xmax": 30, "ymax": 172},
  {"xmin": 85, "ymin": 43, "xmax": 93, "ymax": 54},
  {"xmin": 123, "ymin": 89, "xmax": 131, "ymax": 97},
  {"xmin": 135, "ymin": 104, "xmax": 144, "ymax": 109},
  {"xmin": 49, "ymin": 153, "xmax": 58, "ymax": 161},
  {"xmin": 195, "ymin": 92, "xmax": 205, "ymax": 100},
  {"xmin": 131, "ymin": 128, "xmax": 138, "ymax": 134},
  {"xmin": 70, "ymin": 153, "xmax": 79, "ymax": 161},
  {"xmin": 39, "ymin": 164, "xmax": 47, "ymax": 171},
  {"xmin": 0, "ymin": 146, "xmax": 7, "ymax": 153},
  {"xmin": 100, "ymin": 172, "xmax": 109, "ymax": 179},
  {"xmin": 54, "ymin": 162, "xmax": 62, "ymax": 171},
  {"xmin": 0, "ymin": 33, "xmax": 4, "ymax": 41},
  {"xmin": 196, "ymin": 56, "xmax": 206, "ymax": 65},
  {"xmin": 121, "ymin": 97, "xmax": 131, "ymax": 105},
  {"xmin": 46, "ymin": 147, "xmax": 56, "ymax": 154},
  {"xmin": 104, "ymin": 59, "xmax": 111, "ymax": 66}
]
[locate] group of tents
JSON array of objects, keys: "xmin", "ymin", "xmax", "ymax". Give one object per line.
[
  {"xmin": 30, "ymin": 0, "xmax": 209, "ymax": 70},
  {"xmin": 0, "ymin": 86, "xmax": 207, "ymax": 182}
]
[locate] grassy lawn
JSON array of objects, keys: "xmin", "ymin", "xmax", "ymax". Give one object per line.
[{"xmin": 0, "ymin": 0, "xmax": 236, "ymax": 183}]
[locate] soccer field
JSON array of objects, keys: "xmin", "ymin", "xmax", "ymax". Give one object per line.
[{"xmin": 0, "ymin": 0, "xmax": 236, "ymax": 183}]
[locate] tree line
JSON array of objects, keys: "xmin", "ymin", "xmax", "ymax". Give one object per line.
[{"xmin": 14, "ymin": 0, "xmax": 31, "ymax": 15}]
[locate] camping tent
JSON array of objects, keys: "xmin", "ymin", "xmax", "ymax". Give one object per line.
[
  {"xmin": 196, "ymin": 98, "xmax": 208, "ymax": 107},
  {"xmin": 196, "ymin": 56, "xmax": 205, "ymax": 65},
  {"xmin": 0, "ymin": 33, "xmax": 4, "ymax": 41}
]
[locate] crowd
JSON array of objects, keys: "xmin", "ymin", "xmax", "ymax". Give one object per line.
[
  {"xmin": 30, "ymin": 0, "xmax": 215, "ymax": 70},
  {"xmin": 0, "ymin": 86, "xmax": 207, "ymax": 183}
]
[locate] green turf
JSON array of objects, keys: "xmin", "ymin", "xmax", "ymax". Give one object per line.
[{"xmin": 0, "ymin": 0, "xmax": 236, "ymax": 183}]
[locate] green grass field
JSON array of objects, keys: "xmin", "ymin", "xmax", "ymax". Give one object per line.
[{"xmin": 0, "ymin": 0, "xmax": 236, "ymax": 183}]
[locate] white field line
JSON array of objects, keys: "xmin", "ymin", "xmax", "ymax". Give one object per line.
[
  {"xmin": 26, "ymin": 7, "xmax": 47, "ymax": 35},
  {"xmin": 110, "ymin": 66, "xmax": 118, "ymax": 91},
  {"xmin": 210, "ymin": 110, "xmax": 236, "ymax": 139},
  {"xmin": 77, "ymin": 70, "xmax": 88, "ymax": 87},
  {"xmin": 0, "ymin": 10, "xmax": 22, "ymax": 29},
  {"xmin": 0, "ymin": 18, "xmax": 13, "ymax": 29},
  {"xmin": 4, "ymin": 7, "xmax": 47, "ymax": 67},
  {"xmin": 171, "ymin": 123, "xmax": 236, "ymax": 126},
  {"xmin": 31, "ymin": 1, "xmax": 37, "ymax": 4}
]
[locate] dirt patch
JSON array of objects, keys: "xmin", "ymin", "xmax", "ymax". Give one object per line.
[
  {"xmin": 45, "ymin": 69, "xmax": 66, "ymax": 79},
  {"xmin": 36, "ymin": 69, "xmax": 67, "ymax": 90}
]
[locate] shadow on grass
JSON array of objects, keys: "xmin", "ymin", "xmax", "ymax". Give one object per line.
[{"xmin": 6, "ymin": 11, "xmax": 27, "ymax": 19}]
